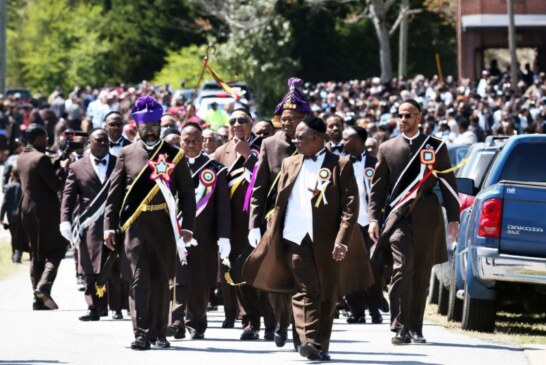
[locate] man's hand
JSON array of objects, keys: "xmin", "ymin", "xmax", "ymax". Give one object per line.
[
  {"xmin": 368, "ymin": 221, "xmax": 380, "ymax": 243},
  {"xmin": 248, "ymin": 228, "xmax": 262, "ymax": 248},
  {"xmin": 218, "ymin": 238, "xmax": 231, "ymax": 260},
  {"xmin": 332, "ymin": 243, "xmax": 348, "ymax": 262},
  {"xmin": 103, "ymin": 231, "xmax": 116, "ymax": 251},
  {"xmin": 448, "ymin": 221, "xmax": 459, "ymax": 243},
  {"xmin": 181, "ymin": 230, "xmax": 193, "ymax": 243},
  {"xmin": 60, "ymin": 221, "xmax": 72, "ymax": 242},
  {"xmin": 233, "ymin": 138, "xmax": 251, "ymax": 159}
]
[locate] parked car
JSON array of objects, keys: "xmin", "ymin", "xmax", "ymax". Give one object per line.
[
  {"xmin": 4, "ymin": 88, "xmax": 32, "ymax": 104},
  {"xmin": 194, "ymin": 81, "xmax": 257, "ymax": 118},
  {"xmin": 453, "ymin": 134, "xmax": 546, "ymax": 332},
  {"xmin": 429, "ymin": 137, "xmax": 509, "ymax": 316}
]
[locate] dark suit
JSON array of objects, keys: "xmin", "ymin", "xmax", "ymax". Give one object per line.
[
  {"xmin": 249, "ymin": 131, "xmax": 296, "ymax": 334},
  {"xmin": 368, "ymin": 134, "xmax": 459, "ymax": 333},
  {"xmin": 213, "ymin": 138, "xmax": 274, "ymax": 331},
  {"xmin": 17, "ymin": 146, "xmax": 66, "ymax": 300},
  {"xmin": 169, "ymin": 154, "xmax": 231, "ymax": 334},
  {"xmin": 1, "ymin": 180, "xmax": 22, "ymax": 256},
  {"xmin": 104, "ymin": 141, "xmax": 196, "ymax": 339},
  {"xmin": 244, "ymin": 151, "xmax": 373, "ymax": 352},
  {"xmin": 61, "ymin": 154, "xmax": 116, "ymax": 312}
]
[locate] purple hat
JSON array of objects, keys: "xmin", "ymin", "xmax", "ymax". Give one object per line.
[
  {"xmin": 274, "ymin": 77, "xmax": 312, "ymax": 116},
  {"xmin": 131, "ymin": 96, "xmax": 163, "ymax": 124}
]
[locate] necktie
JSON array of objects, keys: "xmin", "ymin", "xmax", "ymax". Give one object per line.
[
  {"xmin": 110, "ymin": 141, "xmax": 121, "ymax": 148},
  {"xmin": 304, "ymin": 148, "xmax": 326, "ymax": 162},
  {"xmin": 350, "ymin": 154, "xmax": 362, "ymax": 163},
  {"xmin": 95, "ymin": 159, "xmax": 106, "ymax": 165}
]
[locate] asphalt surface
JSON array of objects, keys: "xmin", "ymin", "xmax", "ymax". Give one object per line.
[{"xmin": 0, "ymin": 251, "xmax": 538, "ymax": 365}]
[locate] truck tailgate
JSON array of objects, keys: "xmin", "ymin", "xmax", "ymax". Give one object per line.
[{"xmin": 501, "ymin": 182, "xmax": 546, "ymax": 257}]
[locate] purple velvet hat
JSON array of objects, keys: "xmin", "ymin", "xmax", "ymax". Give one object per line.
[
  {"xmin": 273, "ymin": 77, "xmax": 312, "ymax": 116},
  {"xmin": 131, "ymin": 96, "xmax": 163, "ymax": 124}
]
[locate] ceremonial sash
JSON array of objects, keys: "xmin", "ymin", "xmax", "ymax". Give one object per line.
[
  {"xmin": 227, "ymin": 136, "xmax": 262, "ymax": 198},
  {"xmin": 192, "ymin": 159, "xmax": 226, "ymax": 217},
  {"xmin": 119, "ymin": 141, "xmax": 185, "ymax": 233},
  {"xmin": 71, "ymin": 180, "xmax": 111, "ymax": 246}
]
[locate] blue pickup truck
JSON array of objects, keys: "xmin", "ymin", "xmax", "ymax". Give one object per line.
[{"xmin": 453, "ymin": 134, "xmax": 546, "ymax": 332}]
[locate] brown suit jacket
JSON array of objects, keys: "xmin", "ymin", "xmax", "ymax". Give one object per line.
[
  {"xmin": 61, "ymin": 154, "xmax": 116, "ymax": 274},
  {"xmin": 212, "ymin": 138, "xmax": 258, "ymax": 257},
  {"xmin": 368, "ymin": 134, "xmax": 459, "ymax": 266},
  {"xmin": 17, "ymin": 146, "xmax": 66, "ymax": 259},
  {"xmin": 243, "ymin": 151, "xmax": 373, "ymax": 298},
  {"xmin": 103, "ymin": 141, "xmax": 196, "ymax": 279},
  {"xmin": 249, "ymin": 131, "xmax": 296, "ymax": 230},
  {"xmin": 187, "ymin": 154, "xmax": 231, "ymax": 288}
]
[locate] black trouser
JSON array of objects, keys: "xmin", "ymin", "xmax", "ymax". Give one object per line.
[{"xmin": 30, "ymin": 249, "xmax": 64, "ymax": 299}]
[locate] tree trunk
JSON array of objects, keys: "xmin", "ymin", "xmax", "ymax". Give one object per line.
[
  {"xmin": 398, "ymin": 0, "xmax": 409, "ymax": 79},
  {"xmin": 369, "ymin": 1, "xmax": 392, "ymax": 81}
]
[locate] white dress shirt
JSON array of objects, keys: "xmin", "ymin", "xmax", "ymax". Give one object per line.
[
  {"xmin": 283, "ymin": 150, "xmax": 326, "ymax": 245},
  {"xmin": 352, "ymin": 152, "xmax": 370, "ymax": 227},
  {"xmin": 109, "ymin": 137, "xmax": 123, "ymax": 157},
  {"xmin": 90, "ymin": 153, "xmax": 109, "ymax": 184},
  {"xmin": 329, "ymin": 141, "xmax": 345, "ymax": 156}
]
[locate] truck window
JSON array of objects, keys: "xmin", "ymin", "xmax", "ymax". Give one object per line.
[{"xmin": 499, "ymin": 143, "xmax": 546, "ymax": 182}]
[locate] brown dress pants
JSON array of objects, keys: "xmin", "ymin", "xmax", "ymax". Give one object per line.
[{"xmin": 287, "ymin": 235, "xmax": 337, "ymax": 352}]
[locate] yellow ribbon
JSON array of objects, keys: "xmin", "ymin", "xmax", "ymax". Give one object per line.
[{"xmin": 433, "ymin": 155, "xmax": 470, "ymax": 174}]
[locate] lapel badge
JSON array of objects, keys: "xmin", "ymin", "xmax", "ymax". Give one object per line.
[
  {"xmin": 148, "ymin": 153, "xmax": 175, "ymax": 183},
  {"xmin": 420, "ymin": 149, "xmax": 436, "ymax": 167},
  {"xmin": 364, "ymin": 167, "xmax": 375, "ymax": 180},
  {"xmin": 199, "ymin": 168, "xmax": 217, "ymax": 187},
  {"xmin": 317, "ymin": 167, "xmax": 332, "ymax": 182}
]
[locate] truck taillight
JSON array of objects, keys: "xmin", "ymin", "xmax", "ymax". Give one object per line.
[{"xmin": 478, "ymin": 198, "xmax": 503, "ymax": 238}]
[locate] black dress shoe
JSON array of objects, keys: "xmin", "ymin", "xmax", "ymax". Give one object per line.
[
  {"xmin": 392, "ymin": 328, "xmax": 411, "ymax": 345},
  {"xmin": 32, "ymin": 301, "xmax": 50, "ymax": 310},
  {"xmin": 409, "ymin": 330, "xmax": 427, "ymax": 344},
  {"xmin": 79, "ymin": 309, "xmax": 100, "ymax": 321},
  {"xmin": 240, "ymin": 328, "xmax": 259, "ymax": 340},
  {"xmin": 152, "ymin": 338, "xmax": 170, "ymax": 348},
  {"xmin": 264, "ymin": 328, "xmax": 275, "ymax": 341},
  {"xmin": 191, "ymin": 331, "xmax": 204, "ymax": 340},
  {"xmin": 34, "ymin": 289, "xmax": 58, "ymax": 310},
  {"xmin": 221, "ymin": 319, "xmax": 235, "ymax": 328},
  {"xmin": 131, "ymin": 336, "xmax": 150, "ymax": 350},
  {"xmin": 320, "ymin": 351, "xmax": 331, "ymax": 361},
  {"xmin": 112, "ymin": 311, "xmax": 123, "ymax": 320},
  {"xmin": 299, "ymin": 342, "xmax": 322, "ymax": 360},
  {"xmin": 274, "ymin": 328, "xmax": 287, "ymax": 347},
  {"xmin": 99, "ymin": 309, "xmax": 108, "ymax": 317},
  {"xmin": 370, "ymin": 312, "xmax": 383, "ymax": 324},
  {"xmin": 166, "ymin": 325, "xmax": 186, "ymax": 339},
  {"xmin": 346, "ymin": 315, "xmax": 366, "ymax": 324},
  {"xmin": 12, "ymin": 250, "xmax": 22, "ymax": 263},
  {"xmin": 380, "ymin": 297, "xmax": 390, "ymax": 313}
]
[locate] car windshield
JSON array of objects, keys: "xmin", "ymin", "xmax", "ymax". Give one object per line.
[
  {"xmin": 458, "ymin": 148, "xmax": 497, "ymax": 190},
  {"xmin": 498, "ymin": 143, "xmax": 546, "ymax": 183}
]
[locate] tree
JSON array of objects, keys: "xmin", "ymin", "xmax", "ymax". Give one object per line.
[{"xmin": 424, "ymin": 0, "xmax": 457, "ymax": 27}]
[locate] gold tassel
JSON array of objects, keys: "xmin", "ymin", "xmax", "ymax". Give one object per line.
[{"xmin": 95, "ymin": 283, "xmax": 106, "ymax": 298}]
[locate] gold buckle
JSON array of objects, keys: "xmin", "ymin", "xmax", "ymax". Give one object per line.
[{"xmin": 142, "ymin": 203, "xmax": 167, "ymax": 212}]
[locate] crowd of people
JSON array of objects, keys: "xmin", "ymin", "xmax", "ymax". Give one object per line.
[{"xmin": 0, "ymin": 61, "xmax": 544, "ymax": 360}]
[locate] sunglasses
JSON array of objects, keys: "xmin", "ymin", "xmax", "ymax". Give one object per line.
[
  {"xmin": 295, "ymin": 133, "xmax": 313, "ymax": 141},
  {"xmin": 397, "ymin": 113, "xmax": 417, "ymax": 119},
  {"xmin": 229, "ymin": 117, "xmax": 249, "ymax": 125}
]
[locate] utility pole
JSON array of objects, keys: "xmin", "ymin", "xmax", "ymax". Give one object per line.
[
  {"xmin": 398, "ymin": 0, "xmax": 409, "ymax": 79},
  {"xmin": 0, "ymin": 0, "xmax": 6, "ymax": 96},
  {"xmin": 507, "ymin": 0, "xmax": 518, "ymax": 95}
]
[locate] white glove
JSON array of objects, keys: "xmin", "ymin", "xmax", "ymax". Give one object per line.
[
  {"xmin": 248, "ymin": 228, "xmax": 262, "ymax": 248},
  {"xmin": 218, "ymin": 238, "xmax": 231, "ymax": 260},
  {"xmin": 60, "ymin": 221, "xmax": 72, "ymax": 242},
  {"xmin": 185, "ymin": 238, "xmax": 198, "ymax": 248}
]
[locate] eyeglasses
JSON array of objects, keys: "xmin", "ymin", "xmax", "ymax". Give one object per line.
[
  {"xmin": 397, "ymin": 113, "xmax": 418, "ymax": 119},
  {"xmin": 295, "ymin": 133, "xmax": 313, "ymax": 141},
  {"xmin": 138, "ymin": 124, "xmax": 160, "ymax": 132},
  {"xmin": 228, "ymin": 117, "xmax": 249, "ymax": 125}
]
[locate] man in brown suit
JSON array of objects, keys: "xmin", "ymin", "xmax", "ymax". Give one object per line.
[
  {"xmin": 248, "ymin": 77, "xmax": 309, "ymax": 348},
  {"xmin": 368, "ymin": 99, "xmax": 460, "ymax": 345},
  {"xmin": 167, "ymin": 123, "xmax": 231, "ymax": 340},
  {"xmin": 104, "ymin": 96, "xmax": 196, "ymax": 350},
  {"xmin": 17, "ymin": 123, "xmax": 67, "ymax": 310},
  {"xmin": 243, "ymin": 116, "xmax": 373, "ymax": 361},
  {"xmin": 60, "ymin": 129, "xmax": 117, "ymax": 321},
  {"xmin": 213, "ymin": 106, "xmax": 275, "ymax": 340}
]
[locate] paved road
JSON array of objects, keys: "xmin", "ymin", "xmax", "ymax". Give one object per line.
[{"xmin": 0, "ymin": 252, "xmax": 537, "ymax": 365}]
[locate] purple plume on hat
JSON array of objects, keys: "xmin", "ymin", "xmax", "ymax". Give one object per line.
[
  {"xmin": 273, "ymin": 77, "xmax": 312, "ymax": 116},
  {"xmin": 131, "ymin": 96, "xmax": 163, "ymax": 124}
]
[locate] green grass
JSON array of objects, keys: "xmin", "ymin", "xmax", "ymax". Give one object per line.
[
  {"xmin": 0, "ymin": 241, "xmax": 28, "ymax": 281},
  {"xmin": 425, "ymin": 303, "xmax": 546, "ymax": 345}
]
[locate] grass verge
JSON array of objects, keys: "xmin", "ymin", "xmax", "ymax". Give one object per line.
[
  {"xmin": 0, "ymin": 241, "xmax": 28, "ymax": 281},
  {"xmin": 425, "ymin": 303, "xmax": 546, "ymax": 346}
]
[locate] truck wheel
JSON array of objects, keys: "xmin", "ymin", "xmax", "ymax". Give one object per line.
[
  {"xmin": 447, "ymin": 258, "xmax": 462, "ymax": 322},
  {"xmin": 437, "ymin": 282, "xmax": 449, "ymax": 315},
  {"xmin": 428, "ymin": 270, "xmax": 439, "ymax": 305},
  {"xmin": 461, "ymin": 282, "xmax": 496, "ymax": 332}
]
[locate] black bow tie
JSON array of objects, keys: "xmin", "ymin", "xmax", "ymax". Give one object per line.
[
  {"xmin": 331, "ymin": 145, "xmax": 344, "ymax": 152},
  {"xmin": 305, "ymin": 148, "xmax": 326, "ymax": 162},
  {"xmin": 350, "ymin": 155, "xmax": 362, "ymax": 163},
  {"xmin": 94, "ymin": 158, "xmax": 106, "ymax": 165},
  {"xmin": 110, "ymin": 141, "xmax": 121, "ymax": 148}
]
